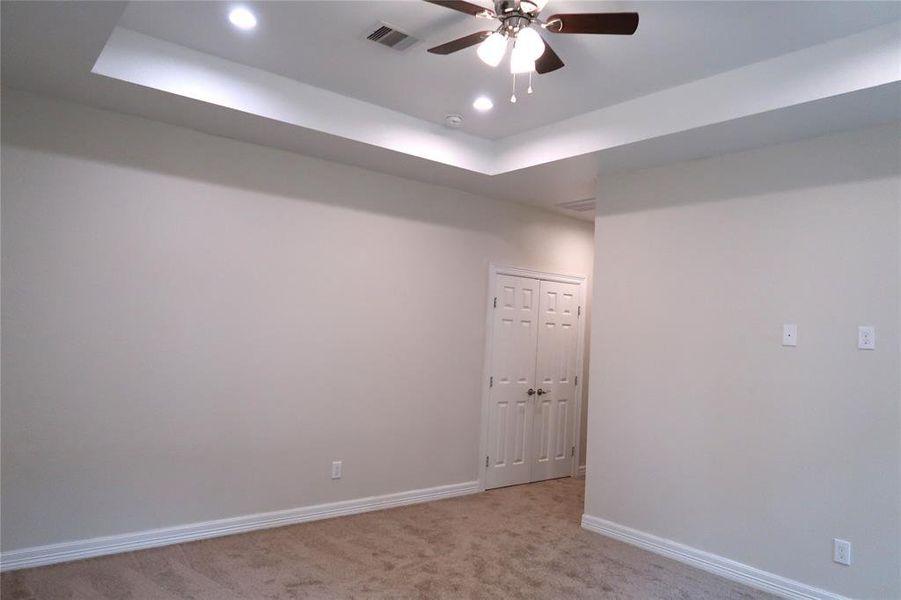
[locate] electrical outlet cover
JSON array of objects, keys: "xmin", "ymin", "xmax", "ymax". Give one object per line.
[
  {"xmin": 782, "ymin": 324, "xmax": 798, "ymax": 347},
  {"xmin": 833, "ymin": 538, "xmax": 851, "ymax": 566},
  {"xmin": 858, "ymin": 326, "xmax": 875, "ymax": 350}
]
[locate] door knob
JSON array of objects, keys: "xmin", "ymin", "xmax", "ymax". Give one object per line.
[
  {"xmin": 536, "ymin": 388, "xmax": 549, "ymax": 395},
  {"xmin": 527, "ymin": 388, "xmax": 536, "ymax": 396}
]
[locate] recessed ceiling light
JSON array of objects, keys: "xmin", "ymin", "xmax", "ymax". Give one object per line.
[
  {"xmin": 473, "ymin": 96, "xmax": 494, "ymax": 111},
  {"xmin": 228, "ymin": 7, "xmax": 257, "ymax": 30}
]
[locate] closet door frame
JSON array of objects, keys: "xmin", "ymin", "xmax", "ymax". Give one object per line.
[{"xmin": 478, "ymin": 264, "xmax": 587, "ymax": 492}]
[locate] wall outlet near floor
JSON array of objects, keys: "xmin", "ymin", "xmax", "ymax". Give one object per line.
[
  {"xmin": 833, "ymin": 538, "xmax": 851, "ymax": 566},
  {"xmin": 331, "ymin": 460, "xmax": 342, "ymax": 480},
  {"xmin": 858, "ymin": 326, "xmax": 875, "ymax": 350},
  {"xmin": 782, "ymin": 323, "xmax": 798, "ymax": 347}
]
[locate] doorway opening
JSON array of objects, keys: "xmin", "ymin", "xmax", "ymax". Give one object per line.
[{"xmin": 478, "ymin": 265, "xmax": 587, "ymax": 490}]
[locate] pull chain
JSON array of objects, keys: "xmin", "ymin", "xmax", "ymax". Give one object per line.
[{"xmin": 510, "ymin": 73, "xmax": 517, "ymax": 103}]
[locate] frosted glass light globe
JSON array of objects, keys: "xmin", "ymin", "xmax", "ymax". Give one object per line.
[
  {"xmin": 477, "ymin": 33, "xmax": 508, "ymax": 67},
  {"xmin": 516, "ymin": 27, "xmax": 545, "ymax": 61},
  {"xmin": 510, "ymin": 42, "xmax": 536, "ymax": 74}
]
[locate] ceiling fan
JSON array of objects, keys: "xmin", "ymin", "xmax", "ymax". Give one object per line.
[{"xmin": 425, "ymin": 0, "xmax": 638, "ymax": 101}]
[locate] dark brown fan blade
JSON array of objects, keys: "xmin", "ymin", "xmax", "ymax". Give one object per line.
[
  {"xmin": 427, "ymin": 31, "xmax": 492, "ymax": 54},
  {"xmin": 423, "ymin": 0, "xmax": 495, "ymax": 17},
  {"xmin": 535, "ymin": 38, "xmax": 564, "ymax": 74},
  {"xmin": 545, "ymin": 13, "xmax": 639, "ymax": 35}
]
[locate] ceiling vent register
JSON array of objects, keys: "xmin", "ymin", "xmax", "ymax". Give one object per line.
[
  {"xmin": 556, "ymin": 198, "xmax": 597, "ymax": 212},
  {"xmin": 365, "ymin": 23, "xmax": 418, "ymax": 51}
]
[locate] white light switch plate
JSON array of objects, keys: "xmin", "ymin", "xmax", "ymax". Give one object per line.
[
  {"xmin": 858, "ymin": 326, "xmax": 875, "ymax": 350},
  {"xmin": 782, "ymin": 324, "xmax": 798, "ymax": 347},
  {"xmin": 331, "ymin": 461, "xmax": 342, "ymax": 479}
]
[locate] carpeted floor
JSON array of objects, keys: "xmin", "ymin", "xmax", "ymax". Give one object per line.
[{"xmin": 1, "ymin": 478, "xmax": 775, "ymax": 599}]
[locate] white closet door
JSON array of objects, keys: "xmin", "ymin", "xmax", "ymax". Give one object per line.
[
  {"xmin": 530, "ymin": 280, "xmax": 579, "ymax": 482},
  {"xmin": 486, "ymin": 275, "xmax": 539, "ymax": 489}
]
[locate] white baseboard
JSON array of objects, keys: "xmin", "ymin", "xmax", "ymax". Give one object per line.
[
  {"xmin": 1, "ymin": 480, "xmax": 480, "ymax": 572},
  {"xmin": 581, "ymin": 514, "xmax": 849, "ymax": 600}
]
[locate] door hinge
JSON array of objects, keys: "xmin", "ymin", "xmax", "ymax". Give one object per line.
[
  {"xmin": 493, "ymin": 297, "xmax": 497, "ymax": 308},
  {"xmin": 571, "ymin": 446, "xmax": 575, "ymax": 457},
  {"xmin": 575, "ymin": 375, "xmax": 578, "ymax": 386},
  {"xmin": 485, "ymin": 455, "xmax": 489, "ymax": 468},
  {"xmin": 578, "ymin": 305, "xmax": 582, "ymax": 317},
  {"xmin": 489, "ymin": 376, "xmax": 494, "ymax": 388}
]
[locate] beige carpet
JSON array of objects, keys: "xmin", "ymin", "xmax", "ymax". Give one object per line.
[{"xmin": 1, "ymin": 478, "xmax": 774, "ymax": 599}]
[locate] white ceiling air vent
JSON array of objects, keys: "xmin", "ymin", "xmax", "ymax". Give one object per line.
[
  {"xmin": 557, "ymin": 198, "xmax": 597, "ymax": 213},
  {"xmin": 444, "ymin": 114, "xmax": 464, "ymax": 128},
  {"xmin": 365, "ymin": 23, "xmax": 418, "ymax": 51}
]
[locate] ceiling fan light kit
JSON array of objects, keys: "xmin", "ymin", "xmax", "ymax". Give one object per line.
[
  {"xmin": 477, "ymin": 31, "xmax": 508, "ymax": 66},
  {"xmin": 514, "ymin": 27, "xmax": 546, "ymax": 61},
  {"xmin": 426, "ymin": 0, "xmax": 638, "ymax": 103},
  {"xmin": 510, "ymin": 41, "xmax": 536, "ymax": 74}
]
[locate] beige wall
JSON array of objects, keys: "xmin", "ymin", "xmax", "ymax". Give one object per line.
[
  {"xmin": 0, "ymin": 91, "xmax": 593, "ymax": 552},
  {"xmin": 585, "ymin": 124, "xmax": 901, "ymax": 599}
]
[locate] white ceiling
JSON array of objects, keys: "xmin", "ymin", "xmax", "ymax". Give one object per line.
[
  {"xmin": 117, "ymin": 1, "xmax": 901, "ymax": 139},
  {"xmin": 1, "ymin": 1, "xmax": 899, "ymax": 221}
]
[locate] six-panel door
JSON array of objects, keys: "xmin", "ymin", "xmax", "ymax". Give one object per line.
[
  {"xmin": 485, "ymin": 275, "xmax": 580, "ymax": 489},
  {"xmin": 486, "ymin": 275, "xmax": 540, "ymax": 489},
  {"xmin": 530, "ymin": 279, "xmax": 580, "ymax": 482}
]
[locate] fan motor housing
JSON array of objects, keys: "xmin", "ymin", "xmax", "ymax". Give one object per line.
[
  {"xmin": 494, "ymin": 1, "xmax": 537, "ymax": 34},
  {"xmin": 502, "ymin": 15, "xmax": 532, "ymax": 31}
]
